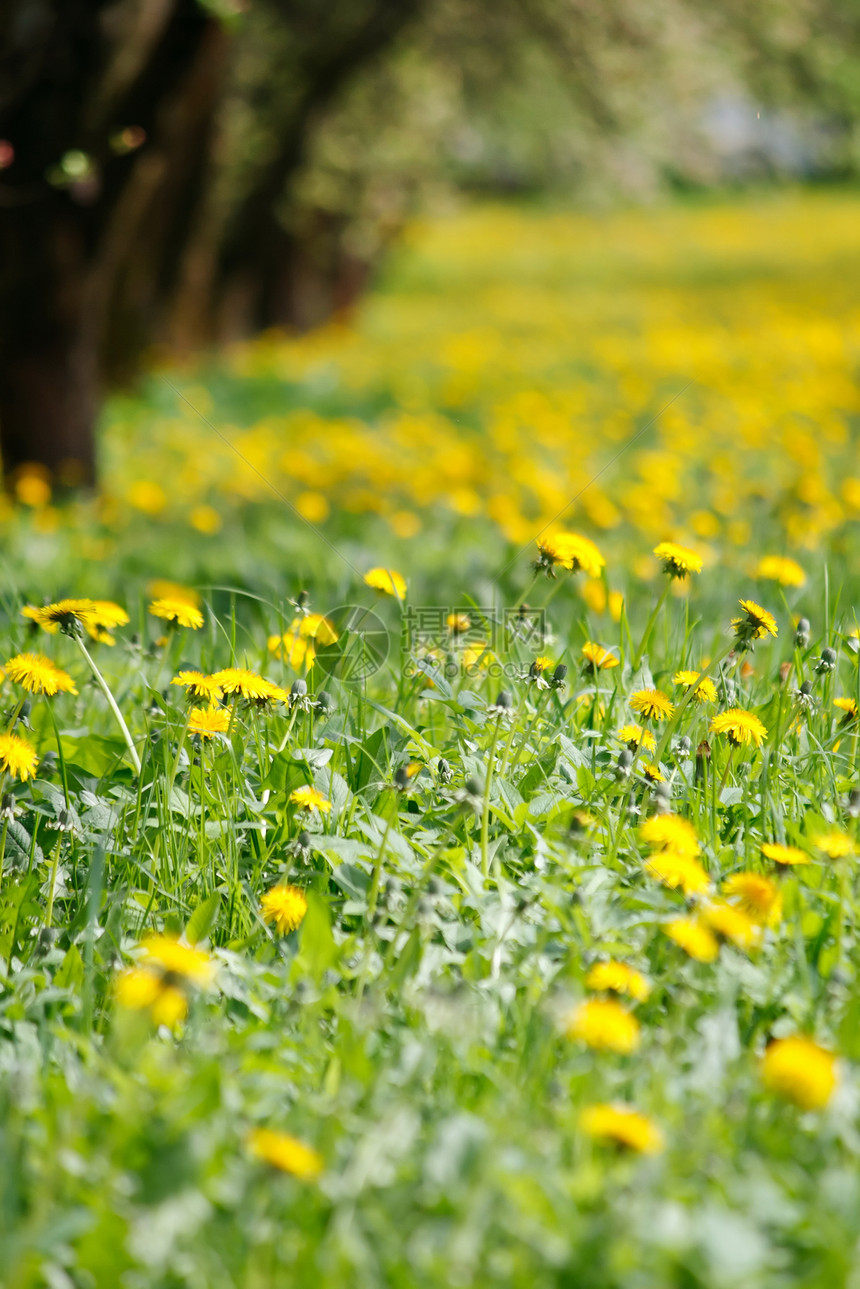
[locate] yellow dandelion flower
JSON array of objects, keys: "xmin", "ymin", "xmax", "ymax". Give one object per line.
[
  {"xmin": 653, "ymin": 541, "xmax": 702, "ymax": 578},
  {"xmin": 4, "ymin": 653, "xmax": 77, "ymax": 696},
  {"xmin": 269, "ymin": 630, "xmax": 314, "ymax": 668},
  {"xmin": 537, "ymin": 531, "xmax": 605, "ymax": 578},
  {"xmin": 644, "ymin": 850, "xmax": 711, "ymax": 896},
  {"xmin": 260, "ymin": 884, "xmax": 308, "ymax": 934},
  {"xmin": 269, "ymin": 614, "xmax": 338, "ymax": 666},
  {"xmin": 581, "ymin": 641, "xmax": 619, "ymax": 671},
  {"xmin": 756, "ymin": 555, "xmax": 806, "ymax": 588},
  {"xmin": 299, "ymin": 613, "xmax": 338, "ymax": 645},
  {"xmin": 149, "ymin": 598, "xmax": 204, "ymax": 630},
  {"xmin": 290, "ymin": 785, "xmax": 331, "ymax": 813},
  {"xmin": 565, "ymin": 998, "xmax": 640, "ymax": 1054},
  {"xmin": 701, "ymin": 900, "xmax": 761, "ymax": 950},
  {"xmin": 447, "ymin": 612, "xmax": 471, "ymax": 634},
  {"xmin": 533, "ymin": 655, "xmax": 554, "ymax": 673},
  {"xmin": 0, "ymin": 731, "xmax": 39, "ymax": 781},
  {"xmin": 643, "ymin": 762, "xmax": 665, "ymax": 783},
  {"xmin": 834, "ymin": 697, "xmax": 858, "ymax": 720},
  {"xmin": 247, "ymin": 1128, "xmax": 323, "ymax": 1179},
  {"xmin": 22, "ymin": 598, "xmax": 99, "ymax": 635},
  {"xmin": 731, "ymin": 599, "xmax": 778, "ymax": 644},
  {"xmin": 580, "ymin": 1103, "xmax": 663, "ymax": 1153},
  {"xmin": 722, "ymin": 872, "xmax": 782, "ymax": 926},
  {"xmin": 709, "ymin": 708, "xmax": 768, "ymax": 748},
  {"xmin": 114, "ymin": 965, "xmax": 161, "ymax": 1010},
  {"xmin": 761, "ymin": 841, "xmax": 811, "ymax": 867},
  {"xmin": 583, "ymin": 579, "xmax": 607, "ymax": 615},
  {"xmin": 462, "ymin": 641, "xmax": 494, "ymax": 671},
  {"xmin": 364, "ymin": 567, "xmax": 406, "ymax": 598},
  {"xmin": 171, "ymin": 671, "xmax": 224, "ymax": 703},
  {"xmin": 617, "ymin": 724, "xmax": 656, "ymax": 754},
  {"xmin": 585, "ymin": 960, "xmax": 651, "ymax": 1001},
  {"xmin": 150, "ymin": 985, "xmax": 190, "ymax": 1028},
  {"xmin": 88, "ymin": 600, "xmax": 130, "ymax": 644},
  {"xmin": 114, "ymin": 967, "xmax": 188, "ymax": 1029},
  {"xmin": 761, "ymin": 1036, "xmax": 837, "ymax": 1110},
  {"xmin": 812, "ymin": 829, "xmax": 853, "ymax": 859},
  {"xmin": 209, "ymin": 668, "xmax": 282, "ymax": 704},
  {"xmin": 639, "ymin": 813, "xmax": 700, "ymax": 856},
  {"xmin": 664, "ymin": 917, "xmax": 719, "ymax": 963},
  {"xmin": 630, "ymin": 689, "xmax": 674, "ymax": 722},
  {"xmin": 188, "ymin": 707, "xmax": 230, "ymax": 739},
  {"xmin": 147, "ymin": 580, "xmax": 201, "ymax": 608},
  {"xmin": 140, "ymin": 935, "xmax": 215, "ymax": 987},
  {"xmin": 673, "ymin": 669, "xmax": 717, "ymax": 703}
]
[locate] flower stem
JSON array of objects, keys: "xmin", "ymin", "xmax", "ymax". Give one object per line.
[
  {"xmin": 0, "ymin": 814, "xmax": 8, "ymax": 901},
  {"xmin": 75, "ymin": 637, "xmax": 141, "ymax": 776},
  {"xmin": 481, "ymin": 719, "xmax": 502, "ymax": 881},
  {"xmin": 45, "ymin": 835, "xmax": 62, "ymax": 928}
]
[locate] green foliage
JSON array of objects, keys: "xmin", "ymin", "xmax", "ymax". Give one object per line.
[{"xmin": 2, "ymin": 195, "xmax": 860, "ymax": 1286}]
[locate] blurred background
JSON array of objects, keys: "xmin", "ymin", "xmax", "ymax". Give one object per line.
[{"xmin": 1, "ymin": 0, "xmax": 859, "ymax": 597}]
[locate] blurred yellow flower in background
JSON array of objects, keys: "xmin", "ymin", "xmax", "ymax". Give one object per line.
[
  {"xmin": 761, "ymin": 1037, "xmax": 836, "ymax": 1110},
  {"xmin": 565, "ymin": 998, "xmax": 641, "ymax": 1053},
  {"xmin": 585, "ymin": 960, "xmax": 651, "ymax": 1001},
  {"xmin": 580, "ymin": 1104, "xmax": 663, "ymax": 1153},
  {"xmin": 247, "ymin": 1128, "xmax": 323, "ymax": 1179}
]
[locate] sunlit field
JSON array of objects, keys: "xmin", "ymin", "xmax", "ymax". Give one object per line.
[{"xmin": 3, "ymin": 189, "xmax": 860, "ymax": 1288}]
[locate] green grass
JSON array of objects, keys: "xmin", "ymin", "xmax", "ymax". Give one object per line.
[{"xmin": 2, "ymin": 193, "xmax": 860, "ymax": 1288}]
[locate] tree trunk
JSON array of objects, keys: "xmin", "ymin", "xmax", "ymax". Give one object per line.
[
  {"xmin": 0, "ymin": 0, "xmax": 218, "ymax": 489},
  {"xmin": 0, "ymin": 319, "xmax": 99, "ymax": 489}
]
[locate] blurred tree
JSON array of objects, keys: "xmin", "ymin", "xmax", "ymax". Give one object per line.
[
  {"xmin": 0, "ymin": 0, "xmax": 422, "ymax": 487},
  {"xmin": 0, "ymin": 0, "xmax": 222, "ymax": 486},
  {"xmin": 1, "ymin": 0, "xmax": 857, "ymax": 487}
]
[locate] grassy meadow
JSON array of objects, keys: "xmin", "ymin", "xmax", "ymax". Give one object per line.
[{"xmin": 3, "ymin": 188, "xmax": 860, "ymax": 1287}]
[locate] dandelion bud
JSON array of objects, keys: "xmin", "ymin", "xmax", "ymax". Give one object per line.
[
  {"xmin": 316, "ymin": 691, "xmax": 334, "ymax": 711},
  {"xmin": 675, "ymin": 735, "xmax": 692, "ymax": 757},
  {"xmin": 795, "ymin": 618, "xmax": 811, "ymax": 648},
  {"xmin": 296, "ymin": 590, "xmax": 309, "ymax": 609},
  {"xmin": 464, "ymin": 775, "xmax": 483, "ymax": 798},
  {"xmin": 438, "ymin": 757, "xmax": 452, "ymax": 783},
  {"xmin": 16, "ymin": 699, "xmax": 31, "ymax": 726},
  {"xmin": 495, "ymin": 690, "xmax": 513, "ymax": 709},
  {"xmin": 552, "ymin": 664, "xmax": 568, "ymax": 684},
  {"xmin": 297, "ymin": 830, "xmax": 311, "ymax": 849},
  {"xmin": 616, "ymin": 749, "xmax": 634, "ymax": 781},
  {"xmin": 799, "ymin": 680, "xmax": 814, "ymax": 697},
  {"xmin": 394, "ymin": 767, "xmax": 410, "ymax": 790},
  {"xmin": 847, "ymin": 789, "xmax": 860, "ymax": 817},
  {"xmin": 291, "ymin": 678, "xmax": 308, "ymax": 698},
  {"xmin": 816, "ymin": 647, "xmax": 837, "ymax": 674}
]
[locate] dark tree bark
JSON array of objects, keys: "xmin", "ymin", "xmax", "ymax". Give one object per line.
[
  {"xmin": 0, "ymin": 0, "xmax": 219, "ymax": 487},
  {"xmin": 211, "ymin": 0, "xmax": 425, "ymax": 334},
  {"xmin": 0, "ymin": 0, "xmax": 425, "ymax": 487}
]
